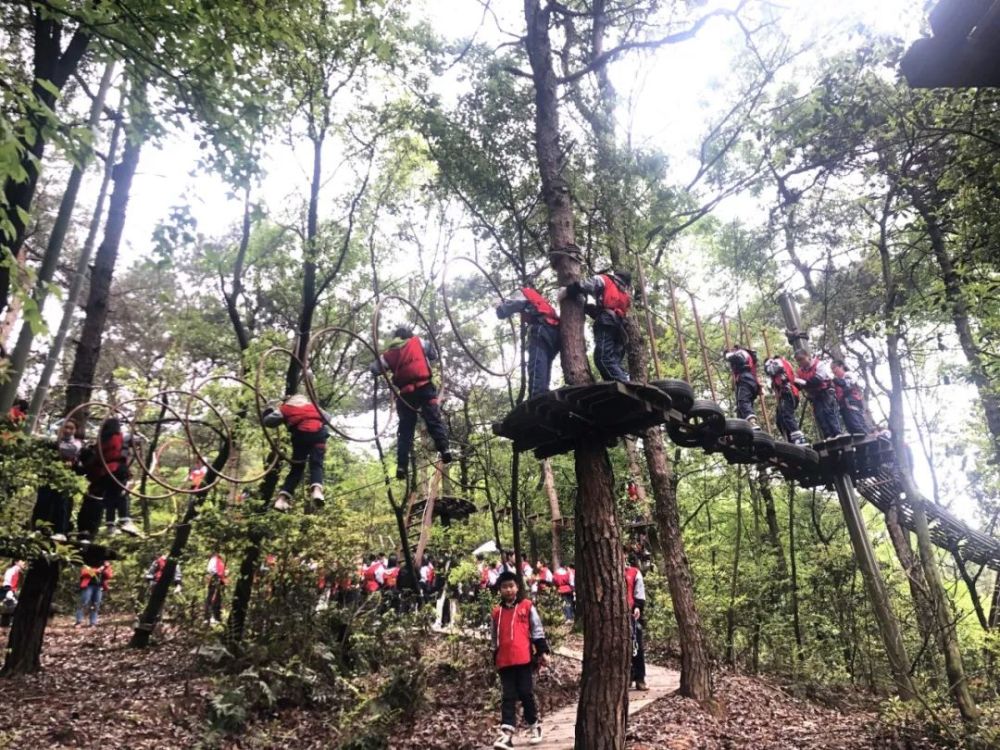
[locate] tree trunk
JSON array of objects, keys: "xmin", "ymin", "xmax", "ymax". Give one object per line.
[
  {"xmin": 0, "ymin": 62, "xmax": 114, "ymax": 411},
  {"xmin": 542, "ymin": 458, "xmax": 563, "ymax": 568},
  {"xmin": 884, "ymin": 504, "xmax": 939, "ymax": 663},
  {"xmin": 755, "ymin": 470, "xmax": 788, "ymax": 580},
  {"xmin": 787, "ymin": 482, "xmax": 803, "ymax": 661},
  {"xmin": 726, "ymin": 476, "xmax": 743, "ymax": 667},
  {"xmin": 523, "ymin": 2, "xmax": 629, "ymax": 745},
  {"xmin": 0, "ymin": 559, "xmax": 61, "ymax": 676},
  {"xmin": 64, "ymin": 131, "xmax": 144, "ymax": 425},
  {"xmin": 0, "ymin": 12, "xmax": 91, "ymax": 315}
]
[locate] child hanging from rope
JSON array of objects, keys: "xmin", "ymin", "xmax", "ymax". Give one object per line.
[
  {"xmin": 763, "ymin": 356, "xmax": 807, "ymax": 444},
  {"xmin": 831, "ymin": 359, "xmax": 870, "ymax": 435},
  {"xmin": 496, "ymin": 284, "xmax": 560, "ymax": 398},
  {"xmin": 562, "ymin": 269, "xmax": 633, "ymax": 382},
  {"xmin": 793, "ymin": 350, "xmax": 843, "ymax": 439},
  {"xmin": 369, "ymin": 326, "xmax": 452, "ymax": 480},
  {"xmin": 491, "ymin": 571, "xmax": 549, "ymax": 748},
  {"xmin": 724, "ymin": 345, "xmax": 761, "ymax": 429},
  {"xmin": 262, "ymin": 392, "xmax": 329, "ymax": 512}
]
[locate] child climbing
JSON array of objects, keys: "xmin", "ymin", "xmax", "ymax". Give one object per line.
[
  {"xmin": 369, "ymin": 326, "xmax": 452, "ymax": 480},
  {"xmin": 831, "ymin": 359, "xmax": 870, "ymax": 436},
  {"xmin": 31, "ymin": 417, "xmax": 81, "ymax": 541},
  {"xmin": 793, "ymin": 351, "xmax": 843, "ymax": 439},
  {"xmin": 79, "ymin": 418, "xmax": 140, "ymax": 537},
  {"xmin": 262, "ymin": 393, "xmax": 329, "ymax": 511},
  {"xmin": 75, "ymin": 559, "xmax": 112, "ymax": 627},
  {"xmin": 491, "ymin": 571, "xmax": 549, "ymax": 748},
  {"xmin": 763, "ymin": 356, "xmax": 807, "ymax": 445},
  {"xmin": 563, "ymin": 270, "xmax": 633, "ymax": 382},
  {"xmin": 496, "ymin": 285, "xmax": 560, "ymax": 398},
  {"xmin": 724, "ymin": 345, "xmax": 761, "ymax": 429}
]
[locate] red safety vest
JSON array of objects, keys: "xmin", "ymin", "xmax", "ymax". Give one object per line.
[
  {"xmin": 209, "ymin": 555, "xmax": 227, "ymax": 585},
  {"xmin": 521, "ymin": 287, "xmax": 559, "ymax": 326},
  {"xmin": 81, "ymin": 563, "xmax": 112, "ymax": 590},
  {"xmin": 728, "ymin": 348, "xmax": 757, "ymax": 382},
  {"xmin": 770, "ymin": 358, "xmax": 799, "ymax": 398},
  {"xmin": 5, "ymin": 567, "xmax": 22, "ymax": 592},
  {"xmin": 363, "ymin": 561, "xmax": 384, "ymax": 592},
  {"xmin": 536, "ymin": 565, "xmax": 550, "ymax": 589},
  {"xmin": 625, "ymin": 566, "xmax": 640, "ymax": 609},
  {"xmin": 552, "ymin": 568, "xmax": 573, "ymax": 595},
  {"xmin": 833, "ymin": 377, "xmax": 863, "ymax": 405},
  {"xmin": 91, "ymin": 433, "xmax": 124, "ymax": 477},
  {"xmin": 796, "ymin": 357, "xmax": 830, "ymax": 396},
  {"xmin": 599, "ymin": 274, "xmax": 631, "ymax": 317},
  {"xmin": 492, "ymin": 599, "xmax": 534, "ymax": 668},
  {"xmin": 153, "ymin": 556, "xmax": 167, "ymax": 583},
  {"xmin": 383, "ymin": 566, "xmax": 399, "ymax": 589},
  {"xmin": 381, "ymin": 337, "xmax": 433, "ymax": 393},
  {"xmin": 280, "ymin": 396, "xmax": 325, "ymax": 433}
]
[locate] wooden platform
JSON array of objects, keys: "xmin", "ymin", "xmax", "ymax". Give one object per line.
[
  {"xmin": 492, "ymin": 382, "xmax": 675, "ymax": 459},
  {"xmin": 409, "ymin": 495, "xmax": 477, "ymax": 523}
]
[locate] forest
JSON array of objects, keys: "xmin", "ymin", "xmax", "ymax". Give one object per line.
[{"xmin": 1, "ymin": 1, "xmax": 999, "ymax": 748}]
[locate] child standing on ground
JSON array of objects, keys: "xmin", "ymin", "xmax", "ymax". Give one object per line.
[{"xmin": 491, "ymin": 571, "xmax": 549, "ymax": 748}]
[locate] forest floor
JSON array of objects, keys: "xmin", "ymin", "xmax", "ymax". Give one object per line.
[{"xmin": 0, "ymin": 616, "xmax": 945, "ymax": 750}]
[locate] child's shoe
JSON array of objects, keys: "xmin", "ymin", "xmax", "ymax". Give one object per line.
[
  {"xmin": 273, "ymin": 492, "xmax": 292, "ymax": 512},
  {"xmin": 310, "ymin": 484, "xmax": 325, "ymax": 508},
  {"xmin": 118, "ymin": 517, "xmax": 140, "ymax": 536},
  {"xmin": 529, "ymin": 722, "xmax": 543, "ymax": 745},
  {"xmin": 396, "ymin": 467, "xmax": 407, "ymax": 480},
  {"xmin": 493, "ymin": 725, "xmax": 515, "ymax": 748}
]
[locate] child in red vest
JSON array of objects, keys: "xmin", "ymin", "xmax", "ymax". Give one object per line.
[
  {"xmin": 764, "ymin": 356, "xmax": 807, "ymax": 444},
  {"xmin": 0, "ymin": 560, "xmax": 25, "ymax": 627},
  {"xmin": 369, "ymin": 326, "xmax": 452, "ymax": 480},
  {"xmin": 724, "ymin": 345, "xmax": 761, "ymax": 429},
  {"xmin": 831, "ymin": 359, "xmax": 869, "ymax": 435},
  {"xmin": 497, "ymin": 286, "xmax": 560, "ymax": 398},
  {"xmin": 565, "ymin": 269, "xmax": 632, "ymax": 382},
  {"xmin": 491, "ymin": 571, "xmax": 549, "ymax": 748},
  {"xmin": 205, "ymin": 551, "xmax": 227, "ymax": 625},
  {"xmin": 75, "ymin": 560, "xmax": 112, "ymax": 627},
  {"xmin": 263, "ymin": 393, "xmax": 329, "ymax": 511},
  {"xmin": 793, "ymin": 350, "xmax": 842, "ymax": 439}
]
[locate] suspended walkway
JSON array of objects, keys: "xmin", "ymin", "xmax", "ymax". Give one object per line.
[{"xmin": 493, "ymin": 378, "xmax": 1000, "ymax": 571}]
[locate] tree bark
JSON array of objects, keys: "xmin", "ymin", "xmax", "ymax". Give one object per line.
[
  {"xmin": 1, "ymin": 559, "xmax": 61, "ymax": 676},
  {"xmin": 523, "ymin": 2, "xmax": 630, "ymax": 745},
  {"xmin": 884, "ymin": 504, "xmax": 939, "ymax": 660},
  {"xmin": 542, "ymin": 458, "xmax": 563, "ymax": 568},
  {"xmin": 64, "ymin": 131, "xmax": 144, "ymax": 426},
  {"xmin": 0, "ymin": 11, "xmax": 91, "ymax": 316}
]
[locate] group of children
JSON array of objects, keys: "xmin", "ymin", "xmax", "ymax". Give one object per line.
[{"xmin": 725, "ymin": 344, "xmax": 874, "ymax": 445}]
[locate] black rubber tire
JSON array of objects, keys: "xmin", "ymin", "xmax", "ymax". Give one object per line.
[
  {"xmin": 751, "ymin": 430, "xmax": 776, "ymax": 460},
  {"xmin": 652, "ymin": 378, "xmax": 695, "ymax": 415},
  {"xmin": 772, "ymin": 441, "xmax": 819, "ymax": 469},
  {"xmin": 667, "ymin": 420, "xmax": 706, "ymax": 448},
  {"xmin": 723, "ymin": 418, "xmax": 754, "ymax": 447},
  {"xmin": 687, "ymin": 399, "xmax": 725, "ymax": 439}
]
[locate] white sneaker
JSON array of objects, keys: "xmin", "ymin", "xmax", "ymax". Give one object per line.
[
  {"xmin": 273, "ymin": 493, "xmax": 292, "ymax": 512},
  {"xmin": 493, "ymin": 727, "xmax": 515, "ymax": 749},
  {"xmin": 118, "ymin": 518, "xmax": 140, "ymax": 536},
  {"xmin": 106, "ymin": 524, "xmax": 121, "ymax": 537},
  {"xmin": 529, "ymin": 722, "xmax": 543, "ymax": 745},
  {"xmin": 310, "ymin": 484, "xmax": 324, "ymax": 507},
  {"xmin": 50, "ymin": 533, "xmax": 67, "ymax": 543}
]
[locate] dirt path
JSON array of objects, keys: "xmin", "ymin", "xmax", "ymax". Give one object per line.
[{"xmin": 492, "ymin": 646, "xmax": 680, "ymax": 750}]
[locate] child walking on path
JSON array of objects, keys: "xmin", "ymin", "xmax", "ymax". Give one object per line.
[{"xmin": 491, "ymin": 571, "xmax": 549, "ymax": 748}]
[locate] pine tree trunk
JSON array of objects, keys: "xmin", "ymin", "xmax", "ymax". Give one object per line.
[
  {"xmin": 64, "ymin": 133, "xmax": 144, "ymax": 425},
  {"xmin": 523, "ymin": 2, "xmax": 630, "ymax": 745},
  {"xmin": 1, "ymin": 559, "xmax": 61, "ymax": 676},
  {"xmin": 542, "ymin": 459, "xmax": 563, "ymax": 568}
]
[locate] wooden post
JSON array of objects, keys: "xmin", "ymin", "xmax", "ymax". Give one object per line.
[{"xmin": 667, "ymin": 278, "xmax": 690, "ymax": 382}]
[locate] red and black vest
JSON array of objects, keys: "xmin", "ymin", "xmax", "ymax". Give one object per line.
[
  {"xmin": 536, "ymin": 565, "xmax": 550, "ymax": 589},
  {"xmin": 598, "ymin": 274, "xmax": 631, "ymax": 317},
  {"xmin": 492, "ymin": 598, "xmax": 534, "ymax": 668},
  {"xmin": 521, "ymin": 287, "xmax": 559, "ymax": 327},
  {"xmin": 383, "ymin": 566, "xmax": 399, "ymax": 589},
  {"xmin": 382, "ymin": 337, "xmax": 432, "ymax": 393},
  {"xmin": 796, "ymin": 357, "xmax": 830, "ymax": 397},
  {"xmin": 833, "ymin": 376, "xmax": 863, "ymax": 405},
  {"xmin": 363, "ymin": 561, "xmax": 384, "ymax": 592},
  {"xmin": 280, "ymin": 397, "xmax": 325, "ymax": 433},
  {"xmin": 770, "ymin": 358, "xmax": 799, "ymax": 398},
  {"xmin": 552, "ymin": 568, "xmax": 573, "ymax": 594},
  {"xmin": 625, "ymin": 566, "xmax": 640, "ymax": 609}
]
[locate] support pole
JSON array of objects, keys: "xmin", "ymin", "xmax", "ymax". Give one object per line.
[
  {"xmin": 667, "ymin": 278, "xmax": 690, "ymax": 382},
  {"xmin": 687, "ymin": 291, "xmax": 717, "ymax": 402},
  {"xmin": 778, "ymin": 292, "xmax": 809, "ymax": 352},
  {"xmin": 832, "ymin": 473, "xmax": 916, "ymax": 700}
]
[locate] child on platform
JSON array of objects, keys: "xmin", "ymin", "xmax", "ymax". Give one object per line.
[{"xmin": 491, "ymin": 571, "xmax": 549, "ymax": 748}]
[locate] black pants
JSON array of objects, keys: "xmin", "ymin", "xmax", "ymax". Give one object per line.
[
  {"xmin": 631, "ymin": 618, "xmax": 646, "ymax": 683},
  {"xmin": 395, "ymin": 383, "xmax": 449, "ymax": 470},
  {"xmin": 499, "ymin": 663, "xmax": 538, "ymax": 728},
  {"xmin": 280, "ymin": 429, "xmax": 327, "ymax": 495},
  {"xmin": 809, "ymin": 389, "xmax": 842, "ymax": 438},
  {"xmin": 839, "ymin": 401, "xmax": 867, "ymax": 435},
  {"xmin": 775, "ymin": 389, "xmax": 800, "ymax": 441},
  {"xmin": 594, "ymin": 317, "xmax": 628, "ymax": 382},
  {"xmin": 205, "ymin": 577, "xmax": 224, "ymax": 621},
  {"xmin": 77, "ymin": 493, "xmax": 104, "ymax": 538},
  {"xmin": 32, "ymin": 486, "xmax": 72, "ymax": 535},
  {"xmin": 90, "ymin": 472, "xmax": 129, "ymax": 524},
  {"xmin": 734, "ymin": 371, "xmax": 759, "ymax": 421},
  {"xmin": 527, "ymin": 323, "xmax": 559, "ymax": 398},
  {"xmin": 0, "ymin": 585, "xmax": 13, "ymax": 627}
]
